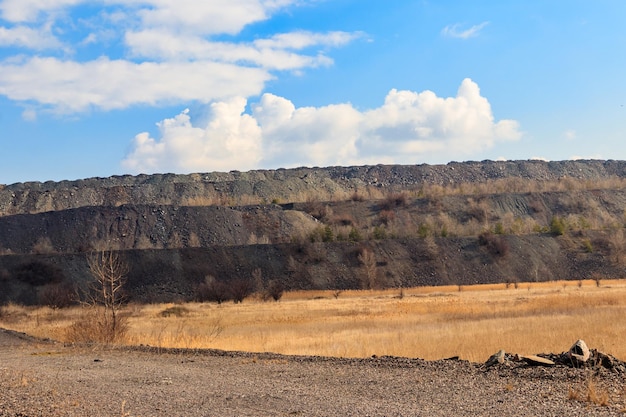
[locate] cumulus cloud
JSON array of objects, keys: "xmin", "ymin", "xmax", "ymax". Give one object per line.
[
  {"xmin": 123, "ymin": 79, "xmax": 522, "ymax": 173},
  {"xmin": 441, "ymin": 22, "xmax": 489, "ymax": 39},
  {"xmin": 123, "ymin": 98, "xmax": 263, "ymax": 173},
  {"xmin": 0, "ymin": 0, "xmax": 360, "ymax": 112}
]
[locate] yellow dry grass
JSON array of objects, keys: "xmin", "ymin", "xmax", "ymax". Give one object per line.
[{"xmin": 2, "ymin": 280, "xmax": 626, "ymax": 363}]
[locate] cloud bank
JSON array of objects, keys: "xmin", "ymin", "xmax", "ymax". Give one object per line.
[
  {"xmin": 0, "ymin": 0, "xmax": 361, "ymax": 112},
  {"xmin": 122, "ymin": 79, "xmax": 522, "ymax": 173}
]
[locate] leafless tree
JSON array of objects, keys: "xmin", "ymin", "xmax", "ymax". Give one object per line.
[
  {"xmin": 358, "ymin": 248, "xmax": 377, "ymax": 289},
  {"xmin": 86, "ymin": 250, "xmax": 129, "ymax": 342}
]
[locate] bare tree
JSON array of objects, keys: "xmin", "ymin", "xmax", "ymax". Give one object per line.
[
  {"xmin": 609, "ymin": 229, "xmax": 625, "ymax": 265},
  {"xmin": 85, "ymin": 251, "xmax": 129, "ymax": 342},
  {"xmin": 358, "ymin": 248, "xmax": 377, "ymax": 289}
]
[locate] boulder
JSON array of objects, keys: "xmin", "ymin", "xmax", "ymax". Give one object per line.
[
  {"xmin": 568, "ymin": 339, "xmax": 590, "ymax": 363},
  {"xmin": 485, "ymin": 350, "xmax": 507, "ymax": 367},
  {"xmin": 521, "ymin": 355, "xmax": 555, "ymax": 367}
]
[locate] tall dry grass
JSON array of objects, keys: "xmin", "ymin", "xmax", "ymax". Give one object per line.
[{"xmin": 2, "ymin": 280, "xmax": 626, "ymax": 362}]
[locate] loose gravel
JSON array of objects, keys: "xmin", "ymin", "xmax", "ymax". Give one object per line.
[{"xmin": 1, "ymin": 328, "xmax": 625, "ymax": 416}]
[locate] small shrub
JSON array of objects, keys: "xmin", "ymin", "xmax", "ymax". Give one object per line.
[
  {"xmin": 418, "ymin": 223, "xmax": 430, "ymax": 238},
  {"xmin": 568, "ymin": 375, "xmax": 610, "ymax": 407},
  {"xmin": 264, "ymin": 280, "xmax": 284, "ymax": 301},
  {"xmin": 550, "ymin": 216, "xmax": 566, "ymax": 236},
  {"xmin": 478, "ymin": 232, "xmax": 509, "ymax": 257},
  {"xmin": 331, "ymin": 214, "xmax": 355, "ymax": 227},
  {"xmin": 372, "ymin": 226, "xmax": 387, "ymax": 240},
  {"xmin": 65, "ymin": 307, "xmax": 129, "ymax": 344},
  {"xmin": 32, "ymin": 237, "xmax": 55, "ymax": 254},
  {"xmin": 231, "ymin": 279, "xmax": 254, "ymax": 303},
  {"xmin": 322, "ymin": 225, "xmax": 334, "ymax": 243},
  {"xmin": 159, "ymin": 305, "xmax": 190, "ymax": 317},
  {"xmin": 350, "ymin": 192, "xmax": 365, "ymax": 202},
  {"xmin": 302, "ymin": 201, "xmax": 328, "ymax": 220},
  {"xmin": 378, "ymin": 210, "xmax": 395, "ymax": 226},
  {"xmin": 196, "ymin": 276, "xmax": 231, "ymax": 304},
  {"xmin": 582, "ymin": 239, "xmax": 593, "ymax": 253},
  {"xmin": 378, "ymin": 193, "xmax": 408, "ymax": 211},
  {"xmin": 494, "ymin": 222, "xmax": 505, "ymax": 235},
  {"xmin": 348, "ymin": 227, "xmax": 362, "ymax": 242},
  {"xmin": 38, "ymin": 283, "xmax": 75, "ymax": 309}
]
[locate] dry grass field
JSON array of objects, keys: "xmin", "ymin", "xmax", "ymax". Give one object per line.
[{"xmin": 1, "ymin": 279, "xmax": 625, "ymax": 363}]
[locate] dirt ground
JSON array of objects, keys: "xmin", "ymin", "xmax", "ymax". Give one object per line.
[{"xmin": 1, "ymin": 328, "xmax": 625, "ymax": 416}]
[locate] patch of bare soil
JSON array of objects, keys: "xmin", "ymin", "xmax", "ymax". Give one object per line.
[{"xmin": 1, "ymin": 328, "xmax": 625, "ymax": 416}]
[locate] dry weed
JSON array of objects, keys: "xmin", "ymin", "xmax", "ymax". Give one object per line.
[
  {"xmin": 568, "ymin": 374, "xmax": 610, "ymax": 407},
  {"xmin": 3, "ymin": 281, "xmax": 626, "ymax": 361}
]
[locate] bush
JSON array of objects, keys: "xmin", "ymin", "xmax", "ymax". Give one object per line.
[
  {"xmin": 331, "ymin": 214, "xmax": 355, "ymax": 227},
  {"xmin": 322, "ymin": 225, "xmax": 334, "ymax": 242},
  {"xmin": 418, "ymin": 223, "xmax": 430, "ymax": 238},
  {"xmin": 302, "ymin": 201, "xmax": 328, "ymax": 220},
  {"xmin": 264, "ymin": 280, "xmax": 284, "ymax": 302},
  {"xmin": 348, "ymin": 227, "xmax": 362, "ymax": 242},
  {"xmin": 38, "ymin": 283, "xmax": 75, "ymax": 309},
  {"xmin": 378, "ymin": 193, "xmax": 408, "ymax": 211},
  {"xmin": 159, "ymin": 305, "xmax": 190, "ymax": 317},
  {"xmin": 550, "ymin": 216, "xmax": 566, "ymax": 236},
  {"xmin": 350, "ymin": 192, "xmax": 365, "ymax": 202},
  {"xmin": 231, "ymin": 279, "xmax": 254, "ymax": 303},
  {"xmin": 372, "ymin": 226, "xmax": 387, "ymax": 240},
  {"xmin": 478, "ymin": 232, "xmax": 510, "ymax": 257},
  {"xmin": 378, "ymin": 210, "xmax": 395, "ymax": 226},
  {"xmin": 65, "ymin": 307, "xmax": 129, "ymax": 344},
  {"xmin": 32, "ymin": 237, "xmax": 55, "ymax": 254},
  {"xmin": 196, "ymin": 276, "xmax": 231, "ymax": 304}
]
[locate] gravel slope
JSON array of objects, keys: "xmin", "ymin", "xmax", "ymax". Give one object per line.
[{"xmin": 1, "ymin": 328, "xmax": 624, "ymax": 417}]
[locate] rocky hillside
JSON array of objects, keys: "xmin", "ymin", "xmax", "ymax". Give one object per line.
[
  {"xmin": 2, "ymin": 159, "xmax": 626, "ymax": 217},
  {"xmin": 1, "ymin": 159, "xmax": 626, "ymax": 305}
]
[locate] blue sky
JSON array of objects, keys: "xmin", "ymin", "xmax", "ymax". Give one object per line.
[{"xmin": 1, "ymin": 0, "xmax": 625, "ymax": 185}]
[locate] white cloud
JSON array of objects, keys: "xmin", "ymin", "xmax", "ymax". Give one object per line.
[
  {"xmin": 252, "ymin": 93, "xmax": 364, "ymax": 167},
  {"xmin": 253, "ymin": 31, "xmax": 362, "ymax": 50},
  {"xmin": 123, "ymin": 79, "xmax": 522, "ymax": 173},
  {"xmin": 122, "ymin": 99, "xmax": 263, "ymax": 173},
  {"xmin": 0, "ymin": 57, "xmax": 272, "ymax": 111},
  {"xmin": 0, "ymin": 25, "xmax": 61, "ymax": 49},
  {"xmin": 135, "ymin": 0, "xmax": 278, "ymax": 36},
  {"xmin": 563, "ymin": 129, "xmax": 576, "ymax": 140},
  {"xmin": 441, "ymin": 22, "xmax": 489, "ymax": 39},
  {"xmin": 360, "ymin": 79, "xmax": 520, "ymax": 159},
  {"xmin": 0, "ymin": 0, "xmax": 360, "ymax": 112},
  {"xmin": 125, "ymin": 29, "xmax": 348, "ymax": 70},
  {"xmin": 0, "ymin": 0, "xmax": 82, "ymax": 22},
  {"xmin": 21, "ymin": 108, "xmax": 37, "ymax": 121}
]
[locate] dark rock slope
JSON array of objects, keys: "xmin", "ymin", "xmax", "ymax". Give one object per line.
[{"xmin": 1, "ymin": 160, "xmax": 626, "ymax": 304}]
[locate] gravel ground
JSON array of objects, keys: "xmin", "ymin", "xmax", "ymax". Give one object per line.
[{"xmin": 1, "ymin": 328, "xmax": 625, "ymax": 417}]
